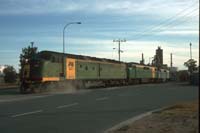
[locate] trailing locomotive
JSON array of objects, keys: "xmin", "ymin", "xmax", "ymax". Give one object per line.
[{"xmin": 20, "ymin": 51, "xmax": 169, "ymax": 93}]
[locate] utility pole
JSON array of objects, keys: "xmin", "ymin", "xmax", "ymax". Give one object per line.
[
  {"xmin": 113, "ymin": 39, "xmax": 126, "ymax": 61},
  {"xmin": 170, "ymin": 53, "xmax": 173, "ymax": 67},
  {"xmin": 190, "ymin": 42, "xmax": 192, "ymax": 59}
]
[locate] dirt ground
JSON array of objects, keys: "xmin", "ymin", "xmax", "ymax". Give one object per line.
[{"xmin": 111, "ymin": 101, "xmax": 199, "ymax": 133}]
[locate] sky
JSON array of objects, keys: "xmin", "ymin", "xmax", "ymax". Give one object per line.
[{"xmin": 0, "ymin": 0, "xmax": 199, "ymax": 71}]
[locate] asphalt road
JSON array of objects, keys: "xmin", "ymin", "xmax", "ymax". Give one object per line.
[{"xmin": 0, "ymin": 82, "xmax": 198, "ymax": 133}]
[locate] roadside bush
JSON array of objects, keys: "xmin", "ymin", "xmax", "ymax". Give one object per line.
[{"xmin": 3, "ymin": 66, "xmax": 17, "ymax": 83}]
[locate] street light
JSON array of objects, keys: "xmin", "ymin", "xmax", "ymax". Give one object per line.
[
  {"xmin": 62, "ymin": 22, "xmax": 81, "ymax": 78},
  {"xmin": 63, "ymin": 22, "xmax": 81, "ymax": 54},
  {"xmin": 189, "ymin": 42, "xmax": 192, "ymax": 59}
]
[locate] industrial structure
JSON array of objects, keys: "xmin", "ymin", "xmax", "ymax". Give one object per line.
[
  {"xmin": 143, "ymin": 46, "xmax": 178, "ymax": 81},
  {"xmin": 151, "ymin": 46, "xmax": 163, "ymax": 68}
]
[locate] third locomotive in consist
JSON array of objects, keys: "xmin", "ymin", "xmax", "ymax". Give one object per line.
[{"xmin": 20, "ymin": 51, "xmax": 169, "ymax": 93}]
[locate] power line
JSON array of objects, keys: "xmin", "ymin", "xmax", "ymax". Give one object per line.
[
  {"xmin": 133, "ymin": 8, "xmax": 198, "ymax": 40},
  {"xmin": 132, "ymin": 1, "xmax": 198, "ymax": 38},
  {"xmin": 129, "ymin": 1, "xmax": 198, "ymax": 40},
  {"xmin": 131, "ymin": 8, "xmax": 198, "ymax": 41},
  {"xmin": 150, "ymin": 8, "xmax": 198, "ymax": 31}
]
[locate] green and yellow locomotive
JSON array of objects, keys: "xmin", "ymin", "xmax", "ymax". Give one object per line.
[{"xmin": 20, "ymin": 50, "xmax": 169, "ymax": 93}]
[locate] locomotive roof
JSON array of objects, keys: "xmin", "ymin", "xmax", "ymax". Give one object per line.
[
  {"xmin": 38, "ymin": 50, "xmax": 126, "ymax": 64},
  {"xmin": 127, "ymin": 62, "xmax": 156, "ymax": 68}
]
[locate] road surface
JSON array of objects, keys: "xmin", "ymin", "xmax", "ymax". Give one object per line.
[{"xmin": 0, "ymin": 82, "xmax": 198, "ymax": 133}]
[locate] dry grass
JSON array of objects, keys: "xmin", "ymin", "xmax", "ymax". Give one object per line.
[{"xmin": 111, "ymin": 101, "xmax": 199, "ymax": 133}]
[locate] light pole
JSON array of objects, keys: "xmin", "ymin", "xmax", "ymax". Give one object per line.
[
  {"xmin": 189, "ymin": 42, "xmax": 192, "ymax": 59},
  {"xmin": 62, "ymin": 22, "xmax": 81, "ymax": 78},
  {"xmin": 63, "ymin": 22, "xmax": 81, "ymax": 54},
  {"xmin": 170, "ymin": 53, "xmax": 173, "ymax": 67}
]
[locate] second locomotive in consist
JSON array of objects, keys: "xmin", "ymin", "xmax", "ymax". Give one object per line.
[{"xmin": 20, "ymin": 51, "xmax": 169, "ymax": 93}]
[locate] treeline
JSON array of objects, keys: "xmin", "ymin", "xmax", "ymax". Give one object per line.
[{"xmin": 2, "ymin": 66, "xmax": 18, "ymax": 83}]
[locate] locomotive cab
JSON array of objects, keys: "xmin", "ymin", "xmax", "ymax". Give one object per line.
[
  {"xmin": 20, "ymin": 58, "xmax": 43, "ymax": 93},
  {"xmin": 20, "ymin": 52, "xmax": 62, "ymax": 93},
  {"xmin": 22, "ymin": 64, "xmax": 30, "ymax": 79}
]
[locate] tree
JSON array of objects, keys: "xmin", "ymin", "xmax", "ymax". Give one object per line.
[
  {"xmin": 3, "ymin": 66, "xmax": 17, "ymax": 83},
  {"xmin": 184, "ymin": 59, "xmax": 197, "ymax": 73},
  {"xmin": 19, "ymin": 44, "xmax": 38, "ymax": 68},
  {"xmin": 19, "ymin": 43, "xmax": 38, "ymax": 79}
]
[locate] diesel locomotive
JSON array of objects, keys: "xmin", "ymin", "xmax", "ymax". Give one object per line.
[{"xmin": 20, "ymin": 50, "xmax": 169, "ymax": 93}]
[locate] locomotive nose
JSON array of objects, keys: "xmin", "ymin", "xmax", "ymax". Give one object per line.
[{"xmin": 22, "ymin": 64, "xmax": 30, "ymax": 79}]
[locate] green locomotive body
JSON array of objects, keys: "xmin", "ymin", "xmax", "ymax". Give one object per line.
[
  {"xmin": 75, "ymin": 59, "xmax": 127, "ymax": 80},
  {"xmin": 127, "ymin": 63, "xmax": 156, "ymax": 83}
]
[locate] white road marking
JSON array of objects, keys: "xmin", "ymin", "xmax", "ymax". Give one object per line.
[
  {"xmin": 11, "ymin": 110, "xmax": 43, "ymax": 118},
  {"xmin": 56, "ymin": 102, "xmax": 79, "ymax": 109},
  {"xmin": 96, "ymin": 97, "xmax": 109, "ymax": 101}
]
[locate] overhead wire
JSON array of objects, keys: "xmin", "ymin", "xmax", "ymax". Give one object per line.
[
  {"xmin": 131, "ymin": 7, "xmax": 198, "ymax": 41},
  {"xmin": 130, "ymin": 1, "xmax": 198, "ymax": 40},
  {"xmin": 132, "ymin": 1, "xmax": 198, "ymax": 36}
]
